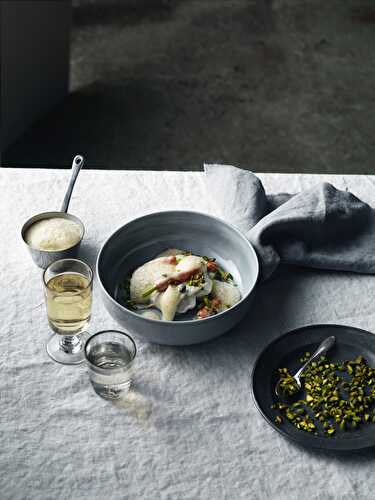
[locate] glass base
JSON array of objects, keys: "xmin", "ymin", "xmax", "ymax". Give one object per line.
[
  {"xmin": 46, "ymin": 332, "xmax": 89, "ymax": 365},
  {"xmin": 91, "ymin": 379, "xmax": 132, "ymax": 400}
]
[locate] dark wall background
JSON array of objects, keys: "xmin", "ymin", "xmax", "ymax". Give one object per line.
[{"xmin": 1, "ymin": 1, "xmax": 70, "ymax": 152}]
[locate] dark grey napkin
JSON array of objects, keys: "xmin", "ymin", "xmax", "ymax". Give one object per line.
[{"xmin": 204, "ymin": 164, "xmax": 375, "ymax": 280}]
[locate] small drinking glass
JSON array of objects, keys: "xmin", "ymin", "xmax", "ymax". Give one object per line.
[
  {"xmin": 43, "ymin": 258, "xmax": 93, "ymax": 365},
  {"xmin": 84, "ymin": 330, "xmax": 137, "ymax": 400}
]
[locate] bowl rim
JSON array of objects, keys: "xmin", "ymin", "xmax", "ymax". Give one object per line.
[{"xmin": 96, "ymin": 210, "xmax": 259, "ymax": 326}]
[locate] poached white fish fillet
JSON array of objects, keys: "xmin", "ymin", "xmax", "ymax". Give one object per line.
[
  {"xmin": 128, "ymin": 248, "xmax": 240, "ymax": 321},
  {"xmin": 130, "ymin": 258, "xmax": 176, "ymax": 304},
  {"xmin": 211, "ymin": 280, "xmax": 241, "ymax": 309},
  {"xmin": 130, "ymin": 251, "xmax": 210, "ymax": 320}
]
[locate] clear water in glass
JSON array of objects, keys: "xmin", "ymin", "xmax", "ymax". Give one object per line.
[{"xmin": 85, "ymin": 331, "xmax": 136, "ymax": 400}]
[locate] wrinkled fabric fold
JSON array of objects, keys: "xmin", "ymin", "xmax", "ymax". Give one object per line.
[{"xmin": 204, "ymin": 164, "xmax": 375, "ymax": 280}]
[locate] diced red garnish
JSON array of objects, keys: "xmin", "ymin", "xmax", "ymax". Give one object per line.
[
  {"xmin": 155, "ymin": 282, "xmax": 169, "ymax": 292},
  {"xmin": 211, "ymin": 298, "xmax": 221, "ymax": 309},
  {"xmin": 197, "ymin": 307, "xmax": 211, "ymax": 319},
  {"xmin": 207, "ymin": 260, "xmax": 218, "ymax": 272},
  {"xmin": 155, "ymin": 268, "xmax": 200, "ymax": 291}
]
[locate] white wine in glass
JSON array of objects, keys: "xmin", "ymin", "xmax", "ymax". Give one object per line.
[
  {"xmin": 46, "ymin": 272, "xmax": 91, "ymax": 334},
  {"xmin": 43, "ymin": 259, "xmax": 93, "ymax": 364}
]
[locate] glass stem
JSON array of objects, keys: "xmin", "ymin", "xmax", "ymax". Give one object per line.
[{"xmin": 59, "ymin": 334, "xmax": 82, "ymax": 354}]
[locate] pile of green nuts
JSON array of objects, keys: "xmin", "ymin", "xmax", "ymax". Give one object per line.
[{"xmin": 272, "ymin": 354, "xmax": 375, "ymax": 436}]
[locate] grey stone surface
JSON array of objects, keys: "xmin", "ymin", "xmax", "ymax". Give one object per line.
[{"xmin": 2, "ymin": 0, "xmax": 375, "ymax": 172}]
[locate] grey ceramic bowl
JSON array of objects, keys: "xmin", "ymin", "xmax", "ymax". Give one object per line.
[
  {"xmin": 21, "ymin": 211, "xmax": 85, "ymax": 269},
  {"xmin": 97, "ymin": 211, "xmax": 259, "ymax": 346}
]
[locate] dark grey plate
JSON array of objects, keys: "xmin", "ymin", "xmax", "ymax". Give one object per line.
[{"xmin": 251, "ymin": 324, "xmax": 375, "ymax": 451}]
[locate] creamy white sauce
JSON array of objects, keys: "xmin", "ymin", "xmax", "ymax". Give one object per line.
[
  {"xmin": 138, "ymin": 309, "xmax": 162, "ymax": 321},
  {"xmin": 176, "ymin": 295, "xmax": 197, "ymax": 314},
  {"xmin": 129, "ymin": 249, "xmax": 240, "ymax": 321},
  {"xmin": 25, "ymin": 217, "xmax": 82, "ymax": 251}
]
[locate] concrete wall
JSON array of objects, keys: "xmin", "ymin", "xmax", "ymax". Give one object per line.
[{"xmin": 1, "ymin": 0, "xmax": 71, "ymax": 153}]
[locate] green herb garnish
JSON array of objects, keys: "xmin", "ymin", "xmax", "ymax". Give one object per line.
[
  {"xmin": 219, "ymin": 269, "xmax": 233, "ymax": 282},
  {"xmin": 125, "ymin": 299, "xmax": 137, "ymax": 310},
  {"xmin": 142, "ymin": 285, "xmax": 158, "ymax": 298},
  {"xmin": 120, "ymin": 275, "xmax": 137, "ymax": 310}
]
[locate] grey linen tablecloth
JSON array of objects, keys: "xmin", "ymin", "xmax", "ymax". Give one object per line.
[{"xmin": 2, "ymin": 168, "xmax": 375, "ymax": 500}]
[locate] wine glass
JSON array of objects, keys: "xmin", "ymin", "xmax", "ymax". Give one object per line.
[{"xmin": 43, "ymin": 258, "xmax": 93, "ymax": 364}]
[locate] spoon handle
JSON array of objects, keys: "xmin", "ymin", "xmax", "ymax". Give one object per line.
[
  {"xmin": 60, "ymin": 155, "xmax": 85, "ymax": 213},
  {"xmin": 294, "ymin": 336, "xmax": 336, "ymax": 379}
]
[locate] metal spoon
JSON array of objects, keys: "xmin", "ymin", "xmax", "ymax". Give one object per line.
[{"xmin": 275, "ymin": 335, "xmax": 336, "ymax": 398}]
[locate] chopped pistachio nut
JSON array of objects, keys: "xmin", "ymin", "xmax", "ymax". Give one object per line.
[
  {"xmin": 275, "ymin": 415, "xmax": 283, "ymax": 425},
  {"xmin": 277, "ymin": 368, "xmax": 300, "ymax": 396},
  {"xmin": 186, "ymin": 272, "xmax": 205, "ymax": 287},
  {"xmin": 272, "ymin": 354, "xmax": 375, "ymax": 436}
]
